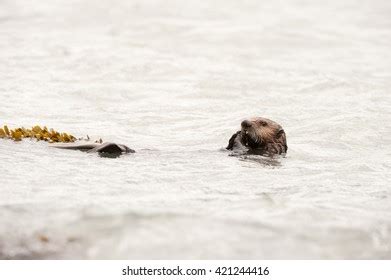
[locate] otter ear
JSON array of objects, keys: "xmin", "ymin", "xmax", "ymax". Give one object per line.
[{"xmin": 276, "ymin": 129, "xmax": 285, "ymax": 138}]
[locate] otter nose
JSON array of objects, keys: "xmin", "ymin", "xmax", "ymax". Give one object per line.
[{"xmin": 241, "ymin": 120, "xmax": 252, "ymax": 128}]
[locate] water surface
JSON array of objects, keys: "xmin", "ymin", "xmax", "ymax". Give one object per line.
[{"xmin": 0, "ymin": 0, "xmax": 391, "ymax": 259}]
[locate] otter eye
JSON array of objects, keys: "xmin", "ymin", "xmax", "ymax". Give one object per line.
[{"xmin": 259, "ymin": 121, "xmax": 267, "ymax": 126}]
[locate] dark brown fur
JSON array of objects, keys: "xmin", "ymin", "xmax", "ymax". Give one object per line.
[{"xmin": 227, "ymin": 117, "xmax": 287, "ymax": 156}]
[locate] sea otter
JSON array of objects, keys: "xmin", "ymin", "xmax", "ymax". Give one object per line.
[
  {"xmin": 227, "ymin": 117, "xmax": 287, "ymax": 156},
  {"xmin": 51, "ymin": 142, "xmax": 135, "ymax": 154}
]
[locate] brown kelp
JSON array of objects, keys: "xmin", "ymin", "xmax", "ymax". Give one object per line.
[{"xmin": 0, "ymin": 125, "xmax": 77, "ymax": 143}]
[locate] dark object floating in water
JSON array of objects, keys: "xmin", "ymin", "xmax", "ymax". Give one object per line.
[
  {"xmin": 226, "ymin": 117, "xmax": 287, "ymax": 156},
  {"xmin": 51, "ymin": 142, "xmax": 135, "ymax": 155}
]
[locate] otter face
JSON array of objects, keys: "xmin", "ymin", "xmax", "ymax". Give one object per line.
[
  {"xmin": 226, "ymin": 117, "xmax": 287, "ymax": 155},
  {"xmin": 240, "ymin": 117, "xmax": 280, "ymax": 148}
]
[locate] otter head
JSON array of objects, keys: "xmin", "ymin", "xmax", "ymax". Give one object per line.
[{"xmin": 239, "ymin": 117, "xmax": 287, "ymax": 154}]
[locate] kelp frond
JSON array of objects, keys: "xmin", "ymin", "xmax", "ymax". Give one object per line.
[{"xmin": 0, "ymin": 125, "xmax": 77, "ymax": 143}]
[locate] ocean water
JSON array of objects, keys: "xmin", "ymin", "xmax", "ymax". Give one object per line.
[{"xmin": 0, "ymin": 0, "xmax": 390, "ymax": 259}]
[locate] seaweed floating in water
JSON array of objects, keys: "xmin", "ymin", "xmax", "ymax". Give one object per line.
[{"xmin": 0, "ymin": 125, "xmax": 77, "ymax": 143}]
